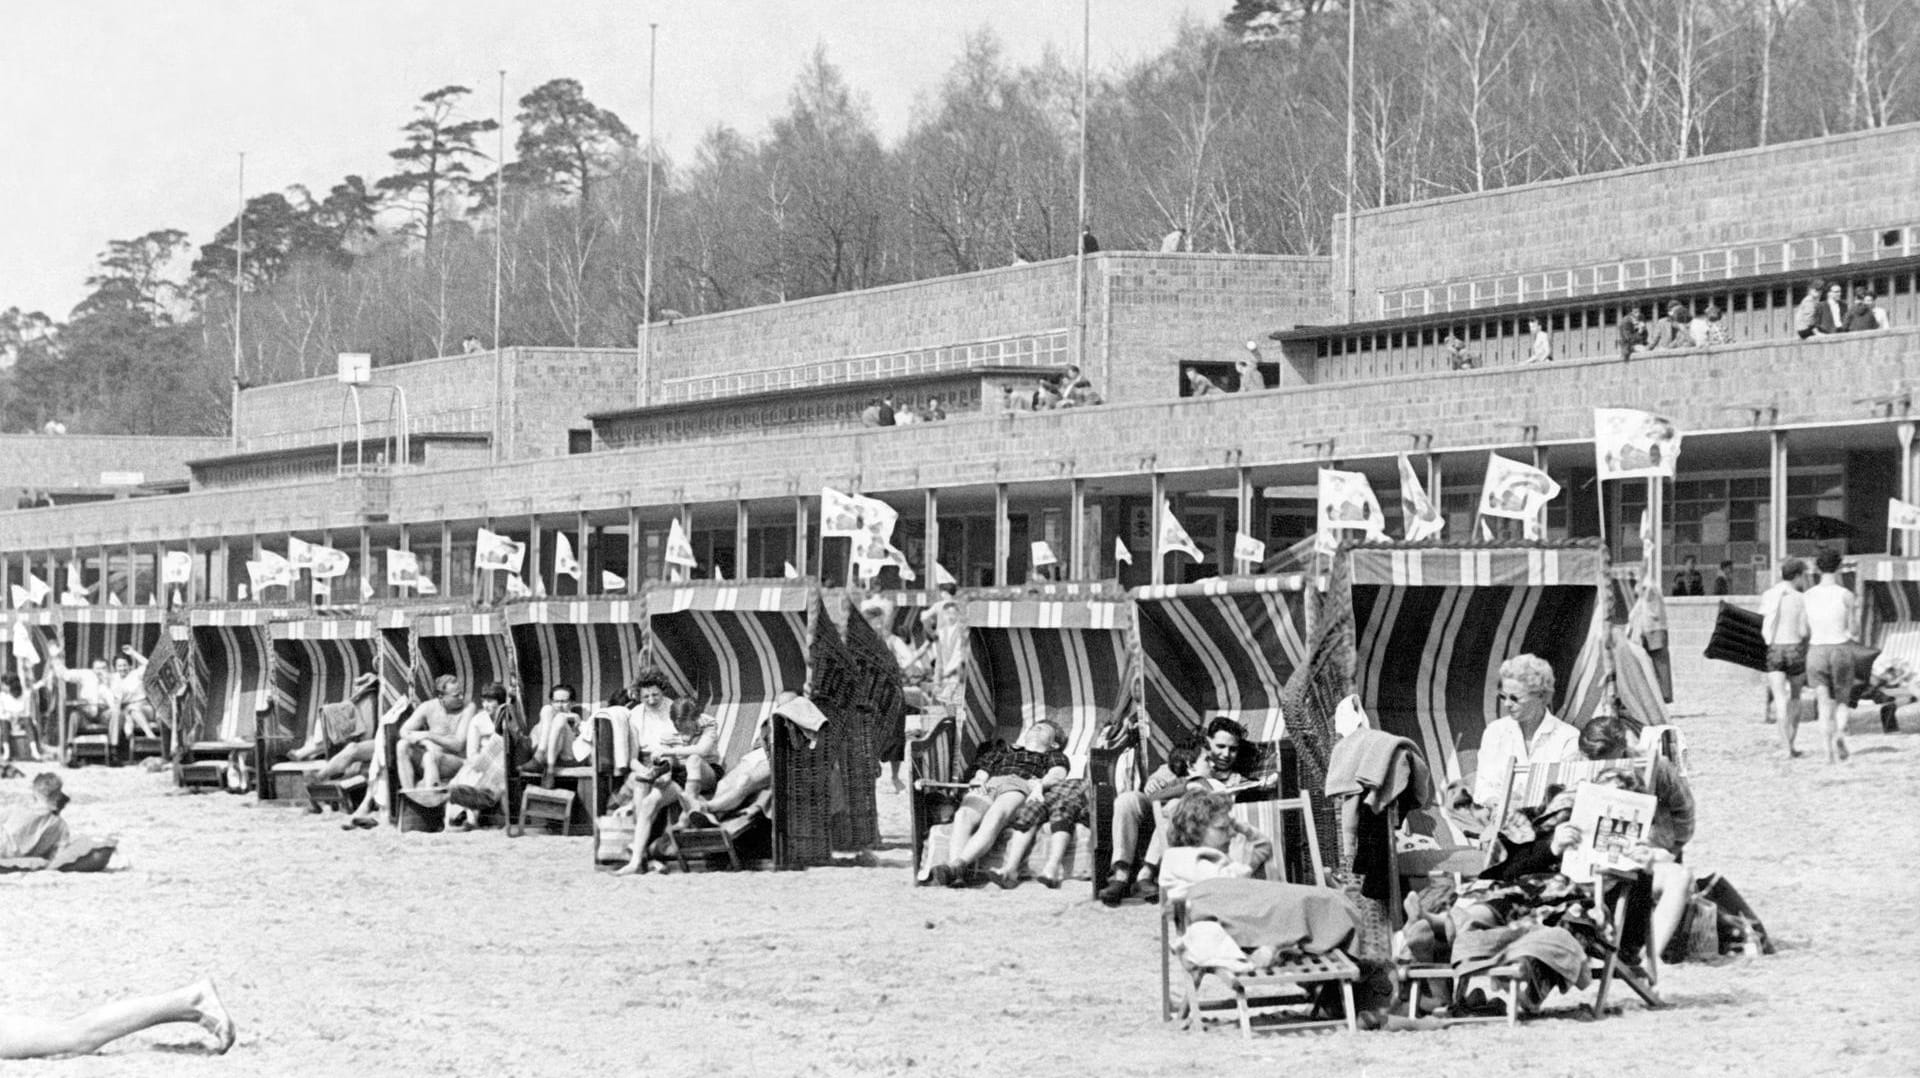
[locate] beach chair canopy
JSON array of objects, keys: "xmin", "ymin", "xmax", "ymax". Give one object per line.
[
  {"xmin": 188, "ymin": 607, "xmax": 302, "ymax": 743},
  {"xmin": 960, "ymin": 593, "xmax": 1138, "ymax": 770},
  {"xmin": 1341, "ymin": 543, "xmax": 1610, "ymax": 788},
  {"xmin": 408, "ymin": 610, "xmax": 517, "ymax": 703},
  {"xmin": 645, "ymin": 581, "xmax": 813, "ymax": 769},
  {"xmin": 1133, "ymin": 575, "xmax": 1311, "ymax": 768},
  {"xmin": 1853, "ymin": 557, "xmax": 1920, "ymax": 672},
  {"xmin": 59, "ymin": 605, "xmax": 165, "ymax": 669},
  {"xmin": 505, "ymin": 599, "xmax": 648, "ymax": 713},
  {"xmin": 267, "ymin": 616, "xmax": 380, "ymax": 745}
]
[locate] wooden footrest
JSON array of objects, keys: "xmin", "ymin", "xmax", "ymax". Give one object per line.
[{"xmin": 518, "ymin": 787, "xmax": 585, "ymax": 836}]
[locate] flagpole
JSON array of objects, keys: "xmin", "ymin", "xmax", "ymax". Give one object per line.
[
  {"xmin": 638, "ymin": 22, "xmax": 658, "ymax": 408},
  {"xmin": 492, "ymin": 67, "xmax": 505, "ymax": 467},
  {"xmin": 230, "ymin": 151, "xmax": 245, "ymax": 451}
]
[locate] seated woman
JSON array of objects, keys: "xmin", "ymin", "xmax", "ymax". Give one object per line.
[
  {"xmin": 311, "ymin": 697, "xmax": 410, "ymax": 785},
  {"xmin": 608, "ymin": 699, "xmax": 724, "ymax": 876},
  {"xmin": 1160, "ymin": 790, "xmax": 1354, "ymax": 973},
  {"xmin": 1472, "ymin": 654, "xmax": 1582, "ymax": 810},
  {"xmin": 1102, "ymin": 716, "xmax": 1276, "ymax": 905},
  {"xmin": 446, "ymin": 683, "xmax": 516, "ymax": 830},
  {"xmin": 625, "ymin": 672, "xmax": 677, "ymax": 757},
  {"xmin": 107, "ymin": 646, "xmax": 159, "ymax": 743},
  {"xmin": 923, "ymin": 719, "xmax": 1069, "ymax": 888},
  {"xmin": 288, "ymin": 671, "xmax": 381, "ymax": 763},
  {"xmin": 1574, "ymin": 716, "xmax": 1697, "ymax": 962}
]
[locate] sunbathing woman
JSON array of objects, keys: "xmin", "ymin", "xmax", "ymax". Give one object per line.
[
  {"xmin": 924, "ymin": 719, "xmax": 1069, "ymax": 887},
  {"xmin": 609, "ymin": 700, "xmax": 719, "ymax": 875},
  {"xmin": 0, "ymin": 977, "xmax": 234, "ymax": 1059},
  {"xmin": 288, "ymin": 671, "xmax": 380, "ymax": 763}
]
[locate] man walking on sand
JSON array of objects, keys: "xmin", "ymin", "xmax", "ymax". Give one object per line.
[
  {"xmin": 1802, "ymin": 550, "xmax": 1858, "ymax": 764},
  {"xmin": 1760, "ymin": 558, "xmax": 1811, "ymax": 757}
]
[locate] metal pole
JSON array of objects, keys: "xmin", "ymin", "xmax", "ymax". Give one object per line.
[
  {"xmin": 639, "ymin": 22, "xmax": 658, "ymax": 408},
  {"xmin": 1342, "ymin": 0, "xmax": 1358, "ymax": 323},
  {"xmin": 492, "ymin": 69, "xmax": 506, "ymax": 466},
  {"xmin": 1073, "ymin": 0, "xmax": 1091, "ymax": 379},
  {"xmin": 231, "ymin": 151, "xmax": 245, "ymax": 450}
]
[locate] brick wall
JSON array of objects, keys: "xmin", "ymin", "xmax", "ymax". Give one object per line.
[
  {"xmin": 502, "ymin": 348, "xmax": 637, "ymax": 459},
  {"xmin": 1335, "ymin": 122, "xmax": 1920, "ymax": 310},
  {"xmin": 6, "ymin": 328, "xmax": 1912, "ymax": 550},
  {"xmin": 234, "ymin": 353, "xmax": 497, "ymax": 452},
  {"xmin": 0, "ymin": 433, "xmax": 226, "ymax": 489}
]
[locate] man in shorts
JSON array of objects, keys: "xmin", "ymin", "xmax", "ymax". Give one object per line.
[
  {"xmin": 1760, "ymin": 557, "xmax": 1811, "ymax": 757},
  {"xmin": 1802, "ymin": 550, "xmax": 1858, "ymax": 764}
]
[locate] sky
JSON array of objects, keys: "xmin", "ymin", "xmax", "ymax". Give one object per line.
[{"xmin": 0, "ymin": 0, "xmax": 1227, "ymax": 319}]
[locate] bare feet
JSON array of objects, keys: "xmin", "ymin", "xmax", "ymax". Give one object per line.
[
  {"xmin": 191, "ymin": 978, "xmax": 236, "ymax": 1055},
  {"xmin": 612, "ymin": 862, "xmax": 644, "ymax": 876}
]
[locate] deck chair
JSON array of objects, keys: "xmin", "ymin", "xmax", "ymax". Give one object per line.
[
  {"xmin": 908, "ymin": 716, "xmax": 1098, "ymax": 885},
  {"xmin": 1403, "ymin": 755, "xmax": 1664, "ymax": 1024},
  {"xmin": 1160, "ymin": 792, "xmax": 1361, "ymax": 1036}
]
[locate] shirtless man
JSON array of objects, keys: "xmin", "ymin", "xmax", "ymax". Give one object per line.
[
  {"xmin": 396, "ymin": 675, "xmax": 478, "ymax": 789},
  {"xmin": 1802, "ymin": 550, "xmax": 1858, "ymax": 764},
  {"xmin": 1760, "ymin": 557, "xmax": 1812, "ymax": 757}
]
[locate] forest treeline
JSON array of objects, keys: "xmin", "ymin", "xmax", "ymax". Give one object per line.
[{"xmin": 1, "ymin": 0, "xmax": 1914, "ymax": 435}]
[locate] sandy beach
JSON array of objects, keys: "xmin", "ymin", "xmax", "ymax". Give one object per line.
[{"xmin": 4, "ymin": 669, "xmax": 1917, "ymax": 1077}]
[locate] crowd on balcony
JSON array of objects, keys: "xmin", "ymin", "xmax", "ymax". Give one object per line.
[
  {"xmin": 861, "ymin": 395, "xmax": 950, "ymax": 427},
  {"xmin": 1000, "ymin": 364, "xmax": 1106, "ymax": 412}
]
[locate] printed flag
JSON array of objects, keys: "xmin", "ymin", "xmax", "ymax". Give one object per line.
[
  {"xmin": 1031, "ymin": 541, "xmax": 1058, "ymax": 568},
  {"xmin": 476, "ymin": 528, "xmax": 527, "ymax": 573},
  {"xmin": 309, "ymin": 545, "xmax": 351, "ymax": 579},
  {"xmin": 386, "ymin": 549, "xmax": 421, "ymax": 589},
  {"xmin": 162, "ymin": 550, "xmax": 193, "ymax": 584},
  {"xmin": 933, "ymin": 562, "xmax": 958, "ymax": 587},
  {"xmin": 1594, "ymin": 408, "xmax": 1682, "ymax": 481},
  {"xmin": 821, "ymin": 487, "xmax": 899, "ymax": 543},
  {"xmin": 1891, "ymin": 498, "xmax": 1920, "ymax": 531},
  {"xmin": 23, "ymin": 574, "xmax": 51, "ymax": 605},
  {"xmin": 63, "ymin": 562, "xmax": 89, "ymax": 605},
  {"xmin": 10, "ymin": 618, "xmax": 38, "ymax": 664},
  {"xmin": 1233, "ymin": 532, "xmax": 1266, "ymax": 564},
  {"xmin": 505, "ymin": 573, "xmax": 531, "ymax": 598},
  {"xmin": 602, "ymin": 570, "xmax": 628, "ymax": 590},
  {"xmin": 1478, "ymin": 453, "xmax": 1561, "ymax": 521},
  {"xmin": 1397, "ymin": 454, "xmax": 1445, "ymax": 542},
  {"xmin": 1318, "ymin": 469, "xmax": 1387, "ymax": 546},
  {"xmin": 246, "ymin": 550, "xmax": 295, "ymax": 595},
  {"xmin": 287, "ymin": 536, "xmax": 316, "ymax": 571}
]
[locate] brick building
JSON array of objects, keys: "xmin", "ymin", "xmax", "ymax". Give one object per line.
[{"xmin": 2, "ymin": 123, "xmax": 1917, "ymax": 604}]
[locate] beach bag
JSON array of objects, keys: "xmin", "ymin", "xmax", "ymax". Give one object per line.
[
  {"xmin": 448, "ymin": 734, "xmax": 508, "ymax": 811},
  {"xmin": 594, "ymin": 816, "xmax": 634, "ymax": 863}
]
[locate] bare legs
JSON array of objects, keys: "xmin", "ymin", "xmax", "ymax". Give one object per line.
[
  {"xmin": 1813, "ymin": 682, "xmax": 1849, "ymax": 764},
  {"xmin": 0, "ymin": 977, "xmax": 233, "ymax": 1060},
  {"xmin": 1768, "ymin": 671, "xmax": 1803, "ymax": 758},
  {"xmin": 312, "ymin": 739, "xmax": 374, "ymax": 783},
  {"xmin": 613, "ymin": 779, "xmax": 681, "ymax": 875},
  {"xmin": 1649, "ymin": 861, "xmax": 1696, "ymax": 960},
  {"xmin": 943, "ymin": 789, "xmax": 1026, "ymax": 875}
]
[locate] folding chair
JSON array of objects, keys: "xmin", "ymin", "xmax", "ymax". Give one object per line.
[{"xmin": 1160, "ymin": 792, "xmax": 1361, "ymax": 1037}]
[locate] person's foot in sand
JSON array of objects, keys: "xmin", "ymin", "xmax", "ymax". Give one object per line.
[
  {"xmin": 0, "ymin": 976, "xmax": 237, "ymax": 1060},
  {"xmin": 190, "ymin": 977, "xmax": 236, "ymax": 1055}
]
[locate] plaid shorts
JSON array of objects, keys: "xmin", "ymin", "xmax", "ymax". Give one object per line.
[{"xmin": 1009, "ymin": 778, "xmax": 1092, "ymax": 833}]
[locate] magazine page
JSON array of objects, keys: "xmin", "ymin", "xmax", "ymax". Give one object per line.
[{"xmin": 1560, "ymin": 782, "xmax": 1657, "ymax": 883}]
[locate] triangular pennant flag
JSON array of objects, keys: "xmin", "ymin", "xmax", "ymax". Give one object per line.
[
  {"xmin": 1891, "ymin": 498, "xmax": 1920, "ymax": 531},
  {"xmin": 505, "ymin": 573, "xmax": 532, "ymax": 598},
  {"xmin": 782, "ymin": 561, "xmax": 800, "ymax": 580},
  {"xmin": 312, "ymin": 577, "xmax": 331, "ymax": 602},
  {"xmin": 1594, "ymin": 408, "xmax": 1682, "ymax": 481},
  {"xmin": 386, "ymin": 549, "xmax": 421, "ymax": 589},
  {"xmin": 1233, "ymin": 532, "xmax": 1266, "ymax": 564},
  {"xmin": 1524, "ymin": 509, "xmax": 1545, "ymax": 541},
  {"xmin": 1478, "ymin": 517, "xmax": 1494, "ymax": 541},
  {"xmin": 108, "ymin": 592, "xmax": 123, "ymax": 606},
  {"xmin": 61, "ymin": 589, "xmax": 91, "ymax": 607},
  {"xmin": 476, "ymin": 528, "xmax": 527, "ymax": 573},
  {"xmin": 237, "ymin": 583, "xmax": 251, "ymax": 601},
  {"xmin": 933, "ymin": 562, "xmax": 957, "ymax": 587},
  {"xmin": 531, "ymin": 572, "xmax": 547, "ymax": 597},
  {"xmin": 665, "ymin": 518, "xmax": 698, "ymax": 569},
  {"xmin": 1114, "ymin": 537, "xmax": 1132, "ymax": 566},
  {"xmin": 170, "ymin": 587, "xmax": 184, "ymax": 608},
  {"xmin": 66, "ymin": 561, "xmax": 86, "ymax": 599},
  {"xmin": 162, "ymin": 550, "xmax": 193, "ymax": 584},
  {"xmin": 1397, "ymin": 454, "xmax": 1445, "ymax": 542},
  {"xmin": 10, "ymin": 619, "xmax": 39, "ymax": 664},
  {"xmin": 553, "ymin": 532, "xmax": 581, "ymax": 579},
  {"xmin": 1158, "ymin": 500, "xmax": 1203, "ymax": 561},
  {"xmin": 1479, "ymin": 453, "xmax": 1561, "ymax": 522},
  {"xmin": 9, "ymin": 585, "xmax": 30, "ymax": 610},
  {"xmin": 360, "ymin": 577, "xmax": 374, "ymax": 601},
  {"xmin": 602, "ymin": 570, "xmax": 627, "ymax": 590},
  {"xmin": 712, "ymin": 565, "xmax": 724, "ymax": 581},
  {"xmin": 1031, "ymin": 541, "xmax": 1058, "ymax": 568},
  {"xmin": 287, "ymin": 536, "xmax": 316, "ymax": 571},
  {"xmin": 24, "ymin": 573, "xmax": 51, "ymax": 604},
  {"xmin": 899, "ymin": 564, "xmax": 918, "ymax": 582}
]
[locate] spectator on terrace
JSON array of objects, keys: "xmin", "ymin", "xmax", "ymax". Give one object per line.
[
  {"xmin": 1160, "ymin": 226, "xmax": 1186, "ymax": 253},
  {"xmin": 922, "ymin": 397, "xmax": 947, "ymax": 421},
  {"xmin": 1672, "ymin": 554, "xmax": 1705, "ymax": 596},
  {"xmin": 1847, "ymin": 286, "xmax": 1889, "ymax": 332},
  {"xmin": 1713, "ymin": 560, "xmax": 1734, "ymax": 596},
  {"xmin": 860, "ymin": 400, "xmax": 884, "ymax": 427},
  {"xmin": 1235, "ymin": 354, "xmax": 1270, "ymax": 389},
  {"xmin": 1033, "ymin": 380, "xmax": 1063, "ymax": 410},
  {"xmin": 1443, "ymin": 334, "xmax": 1479, "ymax": 371},
  {"xmin": 1524, "ymin": 317, "xmax": 1553, "ymax": 364},
  {"xmin": 1648, "ymin": 303, "xmax": 1690, "ymax": 350},
  {"xmin": 1693, "ymin": 304, "xmax": 1732, "ymax": 346},
  {"xmin": 461, "ymin": 334, "xmax": 484, "ymax": 354},
  {"xmin": 877, "ymin": 396, "xmax": 898, "ymax": 426},
  {"xmin": 895, "ymin": 404, "xmax": 919, "ymax": 426},
  {"xmin": 1793, "ymin": 278, "xmax": 1825, "ymax": 339},
  {"xmin": 1058, "ymin": 364, "xmax": 1092, "ymax": 400},
  {"xmin": 1079, "ymin": 228, "xmax": 1101, "ymax": 255},
  {"xmin": 1813, "ymin": 282, "xmax": 1846, "ymax": 336},
  {"xmin": 1185, "ymin": 368, "xmax": 1224, "ymax": 397},
  {"xmin": 1618, "ymin": 307, "xmax": 1650, "ymax": 360},
  {"xmin": 1000, "ymin": 385, "xmax": 1030, "ymax": 413}
]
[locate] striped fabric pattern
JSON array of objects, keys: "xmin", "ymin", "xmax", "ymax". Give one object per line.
[
  {"xmin": 648, "ymin": 582, "xmax": 810, "ymax": 615},
  {"xmin": 648, "ymin": 601, "xmax": 812, "ymax": 769},
  {"xmin": 1861, "ymin": 568, "xmax": 1920, "ymax": 649},
  {"xmin": 268, "ymin": 635, "xmax": 375, "ymax": 742},
  {"xmin": 505, "ymin": 600, "xmax": 646, "ymax": 710},
  {"xmin": 187, "ymin": 622, "xmax": 276, "ymax": 743},
  {"xmin": 409, "ymin": 613, "xmax": 517, "ymax": 703},
  {"xmin": 959, "ymin": 599, "xmax": 1137, "ymax": 770},
  {"xmin": 1352, "ymin": 578, "xmax": 1602, "ymax": 788},
  {"xmin": 378, "ymin": 628, "xmax": 422, "ymax": 711},
  {"xmin": 1347, "ymin": 544, "xmax": 1606, "ymax": 588},
  {"xmin": 1135, "ymin": 578, "xmax": 1310, "ymax": 761},
  {"xmin": 57, "ymin": 607, "xmax": 165, "ymax": 668}
]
